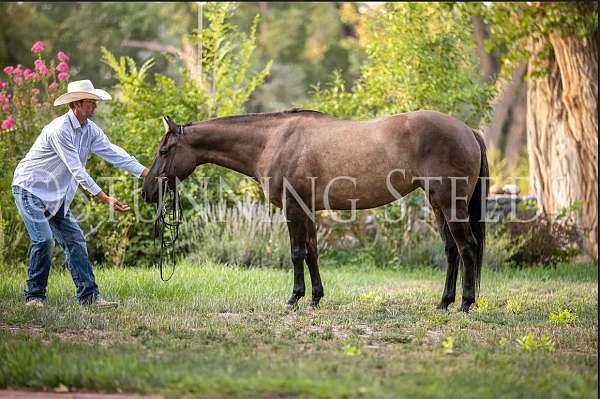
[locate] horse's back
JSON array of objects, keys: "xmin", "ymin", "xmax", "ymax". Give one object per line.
[{"xmin": 265, "ymin": 110, "xmax": 482, "ymax": 210}]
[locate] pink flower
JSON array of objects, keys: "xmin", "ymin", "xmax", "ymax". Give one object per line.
[
  {"xmin": 57, "ymin": 51, "xmax": 69, "ymax": 62},
  {"xmin": 3, "ymin": 66, "xmax": 14, "ymax": 75},
  {"xmin": 24, "ymin": 68, "xmax": 36, "ymax": 80},
  {"xmin": 42, "ymin": 102, "xmax": 49, "ymax": 107},
  {"xmin": 13, "ymin": 65, "xmax": 23, "ymax": 77},
  {"xmin": 57, "ymin": 72, "xmax": 69, "ymax": 81},
  {"xmin": 49, "ymin": 81, "xmax": 59, "ymax": 90},
  {"xmin": 56, "ymin": 62, "xmax": 69, "ymax": 73},
  {"xmin": 13, "ymin": 76, "xmax": 23, "ymax": 86},
  {"xmin": 31, "ymin": 40, "xmax": 45, "ymax": 54},
  {"xmin": 0, "ymin": 80, "xmax": 5, "ymax": 89},
  {"xmin": 1, "ymin": 116, "xmax": 15, "ymax": 130},
  {"xmin": 0, "ymin": 94, "xmax": 5, "ymax": 102},
  {"xmin": 34, "ymin": 59, "xmax": 49, "ymax": 75},
  {"xmin": 1, "ymin": 104, "xmax": 9, "ymax": 112},
  {"xmin": 31, "ymin": 88, "xmax": 40, "ymax": 96}
]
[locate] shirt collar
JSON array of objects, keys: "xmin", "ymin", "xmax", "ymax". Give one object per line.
[{"xmin": 67, "ymin": 109, "xmax": 88, "ymax": 130}]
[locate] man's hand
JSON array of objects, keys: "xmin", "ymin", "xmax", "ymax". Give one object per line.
[
  {"xmin": 95, "ymin": 191, "xmax": 130, "ymax": 213},
  {"xmin": 142, "ymin": 167, "xmax": 149, "ymax": 177}
]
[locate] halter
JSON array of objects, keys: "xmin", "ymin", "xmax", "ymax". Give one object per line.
[{"xmin": 153, "ymin": 123, "xmax": 186, "ymax": 281}]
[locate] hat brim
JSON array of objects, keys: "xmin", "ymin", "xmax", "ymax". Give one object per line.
[{"xmin": 53, "ymin": 89, "xmax": 112, "ymax": 106}]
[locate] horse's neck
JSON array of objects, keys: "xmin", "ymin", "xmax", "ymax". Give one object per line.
[{"xmin": 188, "ymin": 119, "xmax": 271, "ymax": 179}]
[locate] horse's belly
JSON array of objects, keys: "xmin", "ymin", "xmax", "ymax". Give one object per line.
[{"xmin": 312, "ymin": 169, "xmax": 417, "ymax": 210}]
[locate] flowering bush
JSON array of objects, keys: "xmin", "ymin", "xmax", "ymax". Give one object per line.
[
  {"xmin": 0, "ymin": 40, "xmax": 71, "ymax": 260},
  {"xmin": 1, "ymin": 40, "xmax": 70, "ymax": 133}
]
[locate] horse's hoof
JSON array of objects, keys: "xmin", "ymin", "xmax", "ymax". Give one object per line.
[
  {"xmin": 459, "ymin": 304, "xmax": 472, "ymax": 313},
  {"xmin": 310, "ymin": 300, "xmax": 320, "ymax": 309},
  {"xmin": 436, "ymin": 303, "xmax": 450, "ymax": 311}
]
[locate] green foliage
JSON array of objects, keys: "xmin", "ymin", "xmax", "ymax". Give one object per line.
[
  {"xmin": 517, "ymin": 332, "xmax": 556, "ymax": 353},
  {"xmin": 463, "ymin": 2, "xmax": 598, "ymax": 79},
  {"xmin": 343, "ymin": 344, "xmax": 361, "ymax": 357},
  {"xmin": 234, "ymin": 2, "xmax": 363, "ymax": 112},
  {"xmin": 441, "ymin": 336, "xmax": 454, "ymax": 354},
  {"xmin": 182, "ymin": 198, "xmax": 290, "ymax": 268},
  {"xmin": 549, "ymin": 308, "xmax": 578, "ymax": 324},
  {"xmin": 357, "ymin": 292, "xmax": 385, "ymax": 306},
  {"xmin": 475, "ymin": 296, "xmax": 495, "ymax": 312},
  {"xmin": 506, "ymin": 299, "xmax": 523, "ymax": 315},
  {"xmin": 309, "ymin": 2, "xmax": 494, "ymax": 127},
  {"xmin": 505, "ymin": 210, "xmax": 582, "ymax": 267},
  {"xmin": 484, "ymin": 199, "xmax": 582, "ymax": 268},
  {"xmin": 0, "ymin": 3, "xmax": 186, "ymax": 88}
]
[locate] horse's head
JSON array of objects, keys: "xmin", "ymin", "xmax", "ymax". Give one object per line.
[{"xmin": 141, "ymin": 116, "xmax": 197, "ymax": 203}]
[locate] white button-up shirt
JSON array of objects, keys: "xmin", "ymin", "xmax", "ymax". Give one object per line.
[{"xmin": 12, "ymin": 109, "xmax": 145, "ymax": 216}]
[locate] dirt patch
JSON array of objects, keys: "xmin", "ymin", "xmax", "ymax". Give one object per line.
[{"xmin": 0, "ymin": 390, "xmax": 162, "ymax": 399}]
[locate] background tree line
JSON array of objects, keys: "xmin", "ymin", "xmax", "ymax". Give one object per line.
[{"xmin": 0, "ymin": 2, "xmax": 596, "ymax": 266}]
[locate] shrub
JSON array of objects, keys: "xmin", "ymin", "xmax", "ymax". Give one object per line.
[
  {"xmin": 0, "ymin": 41, "xmax": 70, "ymax": 261},
  {"xmin": 504, "ymin": 204, "xmax": 582, "ymax": 266},
  {"xmin": 182, "ymin": 197, "xmax": 330, "ymax": 268}
]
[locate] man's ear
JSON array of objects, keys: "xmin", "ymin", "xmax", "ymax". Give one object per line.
[{"xmin": 162, "ymin": 115, "xmax": 178, "ymax": 134}]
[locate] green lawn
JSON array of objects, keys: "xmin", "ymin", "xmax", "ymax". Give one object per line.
[{"xmin": 0, "ymin": 261, "xmax": 597, "ymax": 399}]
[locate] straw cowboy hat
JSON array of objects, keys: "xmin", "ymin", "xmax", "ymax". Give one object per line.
[{"xmin": 53, "ymin": 79, "xmax": 112, "ymax": 106}]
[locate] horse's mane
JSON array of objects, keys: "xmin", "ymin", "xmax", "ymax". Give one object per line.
[{"xmin": 189, "ymin": 108, "xmax": 326, "ymax": 126}]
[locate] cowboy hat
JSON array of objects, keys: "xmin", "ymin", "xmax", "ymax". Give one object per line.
[{"xmin": 53, "ymin": 79, "xmax": 112, "ymax": 106}]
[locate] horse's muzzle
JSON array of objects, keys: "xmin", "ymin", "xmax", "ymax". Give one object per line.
[{"xmin": 141, "ymin": 187, "xmax": 158, "ymax": 204}]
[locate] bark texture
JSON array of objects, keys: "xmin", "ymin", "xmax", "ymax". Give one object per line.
[{"xmin": 526, "ymin": 32, "xmax": 598, "ymax": 260}]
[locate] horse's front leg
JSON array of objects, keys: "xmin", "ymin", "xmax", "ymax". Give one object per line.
[
  {"xmin": 306, "ymin": 218, "xmax": 324, "ymax": 307},
  {"xmin": 285, "ymin": 202, "xmax": 308, "ymax": 308}
]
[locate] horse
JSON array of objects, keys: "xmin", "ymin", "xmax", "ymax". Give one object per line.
[{"xmin": 141, "ymin": 108, "xmax": 488, "ymax": 312}]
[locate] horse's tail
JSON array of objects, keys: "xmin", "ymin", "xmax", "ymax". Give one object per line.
[{"xmin": 469, "ymin": 129, "xmax": 488, "ymax": 296}]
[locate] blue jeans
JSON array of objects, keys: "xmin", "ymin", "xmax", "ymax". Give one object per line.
[{"xmin": 12, "ymin": 185, "xmax": 99, "ymax": 304}]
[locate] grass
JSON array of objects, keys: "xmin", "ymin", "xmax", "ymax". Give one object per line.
[{"xmin": 0, "ymin": 261, "xmax": 597, "ymax": 398}]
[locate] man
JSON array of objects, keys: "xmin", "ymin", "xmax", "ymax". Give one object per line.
[{"xmin": 12, "ymin": 79, "xmax": 149, "ymax": 308}]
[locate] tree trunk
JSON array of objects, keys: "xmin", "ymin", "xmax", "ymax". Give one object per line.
[
  {"xmin": 483, "ymin": 64, "xmax": 526, "ymax": 149},
  {"xmin": 526, "ymin": 32, "xmax": 598, "ymax": 261},
  {"xmin": 471, "ymin": 15, "xmax": 499, "ymax": 83}
]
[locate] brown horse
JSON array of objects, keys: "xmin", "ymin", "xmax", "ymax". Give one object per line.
[{"xmin": 141, "ymin": 109, "xmax": 488, "ymax": 312}]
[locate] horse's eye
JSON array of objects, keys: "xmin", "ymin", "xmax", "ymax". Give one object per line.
[{"xmin": 159, "ymin": 149, "xmax": 168, "ymax": 156}]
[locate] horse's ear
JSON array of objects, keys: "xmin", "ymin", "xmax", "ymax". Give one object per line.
[
  {"xmin": 161, "ymin": 116, "xmax": 178, "ymax": 134},
  {"xmin": 162, "ymin": 116, "xmax": 170, "ymax": 134}
]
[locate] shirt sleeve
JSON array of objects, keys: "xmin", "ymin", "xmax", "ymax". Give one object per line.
[
  {"xmin": 47, "ymin": 129, "xmax": 102, "ymax": 196},
  {"xmin": 91, "ymin": 128, "xmax": 145, "ymax": 178}
]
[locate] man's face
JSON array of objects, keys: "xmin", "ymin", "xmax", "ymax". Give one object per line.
[{"xmin": 74, "ymin": 99, "xmax": 97, "ymax": 119}]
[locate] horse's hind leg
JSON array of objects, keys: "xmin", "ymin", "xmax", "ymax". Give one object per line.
[
  {"xmin": 305, "ymin": 219, "xmax": 324, "ymax": 307},
  {"xmin": 285, "ymin": 201, "xmax": 308, "ymax": 307},
  {"xmin": 441, "ymin": 205, "xmax": 478, "ymax": 312},
  {"xmin": 432, "ymin": 206, "xmax": 460, "ymax": 310}
]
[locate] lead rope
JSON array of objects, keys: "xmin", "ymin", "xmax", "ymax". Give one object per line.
[{"xmin": 154, "ymin": 177, "xmax": 183, "ymax": 281}]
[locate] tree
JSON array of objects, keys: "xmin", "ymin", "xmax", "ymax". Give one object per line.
[
  {"xmin": 309, "ymin": 2, "xmax": 494, "ymax": 126},
  {"xmin": 0, "ymin": 3, "xmax": 183, "ymax": 88},
  {"xmin": 480, "ymin": 2, "xmax": 598, "ymax": 261}
]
